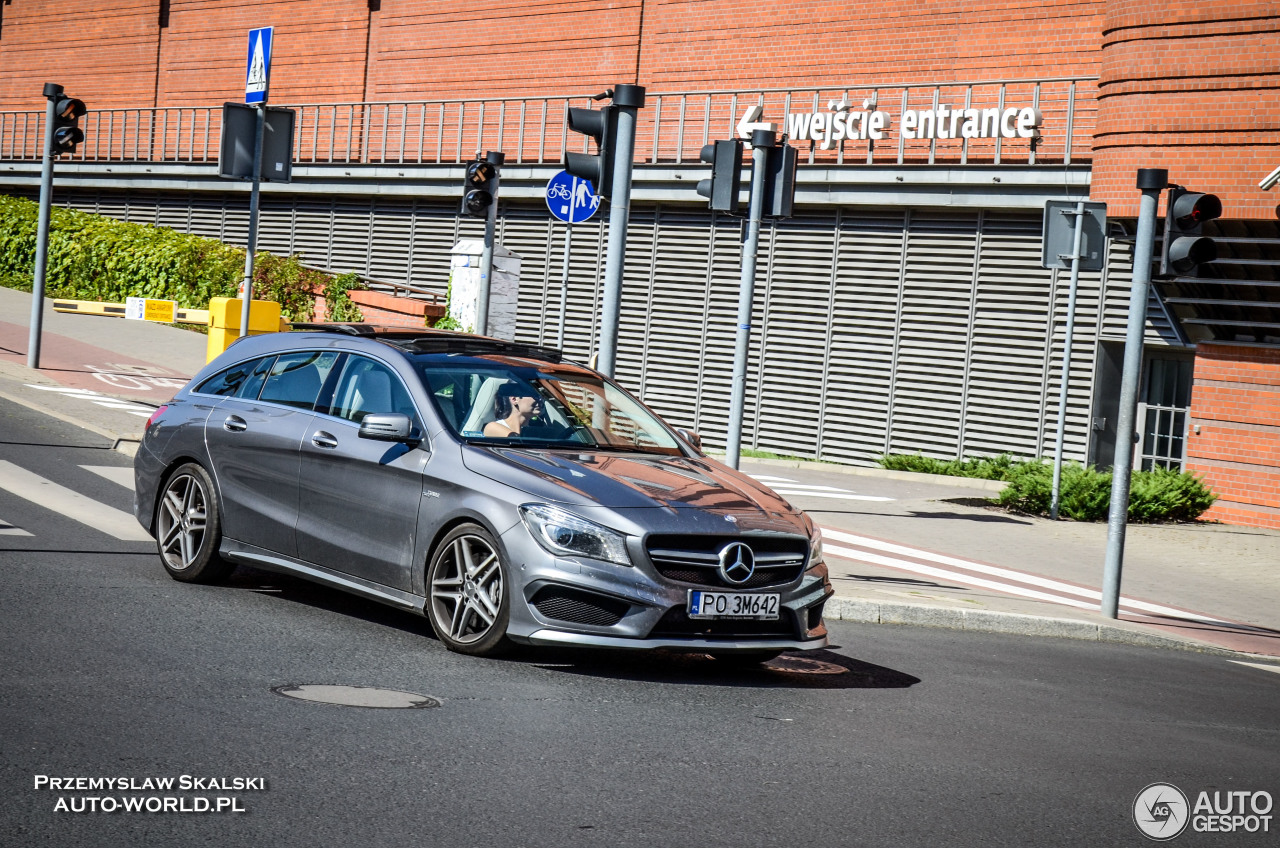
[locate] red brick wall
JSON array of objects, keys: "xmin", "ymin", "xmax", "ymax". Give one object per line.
[
  {"xmin": 364, "ymin": 1, "xmax": 644, "ymax": 100},
  {"xmin": 1185, "ymin": 343, "xmax": 1280, "ymax": 530},
  {"xmin": 0, "ymin": 0, "xmax": 160, "ymax": 110},
  {"xmin": 156, "ymin": 0, "xmax": 372, "ymax": 105},
  {"xmin": 1092, "ymin": 1, "xmax": 1280, "ymax": 219},
  {"xmin": 636, "ymin": 1, "xmax": 1102, "ymax": 91}
]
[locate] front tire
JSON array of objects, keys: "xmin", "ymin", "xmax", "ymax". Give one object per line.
[
  {"xmin": 426, "ymin": 523, "xmax": 512, "ymax": 656},
  {"xmin": 155, "ymin": 462, "xmax": 233, "ymax": 584}
]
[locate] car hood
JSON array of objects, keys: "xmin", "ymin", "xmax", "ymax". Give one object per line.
[{"xmin": 462, "ymin": 446, "xmax": 800, "ymax": 518}]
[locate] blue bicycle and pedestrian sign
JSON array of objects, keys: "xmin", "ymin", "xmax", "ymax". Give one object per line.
[{"xmin": 545, "ymin": 170, "xmax": 600, "ymax": 224}]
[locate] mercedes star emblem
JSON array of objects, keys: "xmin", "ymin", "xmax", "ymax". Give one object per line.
[{"xmin": 718, "ymin": 542, "xmax": 756, "ymax": 585}]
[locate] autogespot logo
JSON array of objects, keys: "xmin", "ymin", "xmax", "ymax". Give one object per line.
[{"xmin": 1134, "ymin": 783, "xmax": 1190, "ymax": 841}]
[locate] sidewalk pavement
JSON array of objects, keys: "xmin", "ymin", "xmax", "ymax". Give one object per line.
[{"xmin": 3, "ymin": 287, "xmax": 1278, "ymax": 661}]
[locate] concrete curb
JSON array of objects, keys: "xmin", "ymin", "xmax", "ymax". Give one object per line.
[
  {"xmin": 823, "ymin": 596, "xmax": 1276, "ymax": 660},
  {"xmin": 719, "ymin": 454, "xmax": 1010, "ymax": 493}
]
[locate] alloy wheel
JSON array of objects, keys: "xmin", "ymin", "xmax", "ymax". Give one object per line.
[{"xmin": 430, "ymin": 533, "xmax": 504, "ymax": 645}]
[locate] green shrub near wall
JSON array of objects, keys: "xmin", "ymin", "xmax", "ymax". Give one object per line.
[
  {"xmin": 877, "ymin": 452, "xmax": 1217, "ymax": 522},
  {"xmin": 0, "ymin": 194, "xmax": 362, "ymax": 322}
]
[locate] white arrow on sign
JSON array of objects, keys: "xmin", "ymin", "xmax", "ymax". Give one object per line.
[{"xmin": 736, "ymin": 104, "xmax": 775, "ymax": 140}]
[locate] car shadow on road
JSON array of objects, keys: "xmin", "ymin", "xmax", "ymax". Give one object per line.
[
  {"xmin": 530, "ymin": 648, "xmax": 921, "ymax": 690},
  {"xmin": 228, "ymin": 568, "xmax": 920, "ymax": 690}
]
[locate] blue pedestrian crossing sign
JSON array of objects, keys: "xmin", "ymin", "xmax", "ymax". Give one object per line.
[
  {"xmin": 545, "ymin": 170, "xmax": 600, "ymax": 224},
  {"xmin": 245, "ymin": 27, "xmax": 274, "ymax": 104}
]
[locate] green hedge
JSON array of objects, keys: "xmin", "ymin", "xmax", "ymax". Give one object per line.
[
  {"xmin": 0, "ymin": 194, "xmax": 361, "ymax": 322},
  {"xmin": 877, "ymin": 452, "xmax": 1217, "ymax": 522}
]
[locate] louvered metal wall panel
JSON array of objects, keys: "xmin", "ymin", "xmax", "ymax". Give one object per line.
[
  {"xmin": 368, "ymin": 199, "xmax": 416, "ymax": 285},
  {"xmin": 31, "ymin": 186, "xmax": 1152, "ymax": 469},
  {"xmin": 408, "ymin": 201, "xmax": 464, "ymax": 291},
  {"xmin": 686, "ymin": 214, "xmax": 748, "ymax": 447},
  {"xmin": 632, "ymin": 207, "xmax": 715, "ymax": 432},
  {"xmin": 329, "ymin": 199, "xmax": 374, "ymax": 276},
  {"xmin": 888, "ymin": 211, "xmax": 981, "ymax": 457},
  {"xmin": 495, "ymin": 207, "xmax": 552, "ymax": 336},
  {"xmin": 754, "ymin": 211, "xmax": 839, "ymax": 458},
  {"xmin": 256, "ymin": 195, "xmax": 296, "ymax": 257},
  {"xmin": 821, "ymin": 210, "xmax": 908, "ymax": 464},
  {"xmin": 965, "ymin": 212, "xmax": 1063, "ymax": 459}
]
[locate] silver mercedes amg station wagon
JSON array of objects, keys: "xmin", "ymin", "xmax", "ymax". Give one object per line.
[{"xmin": 133, "ymin": 325, "xmax": 832, "ymax": 662}]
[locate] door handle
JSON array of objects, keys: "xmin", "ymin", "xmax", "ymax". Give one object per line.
[
  {"xmin": 223, "ymin": 415, "xmax": 247, "ymax": 432},
  {"xmin": 311, "ymin": 431, "xmax": 339, "ymax": 449}
]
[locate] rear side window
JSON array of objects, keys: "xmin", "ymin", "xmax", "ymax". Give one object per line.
[
  {"xmin": 258, "ymin": 351, "xmax": 340, "ymax": 411},
  {"xmin": 195, "ymin": 356, "xmax": 274, "ymax": 398},
  {"xmin": 324, "ymin": 355, "xmax": 417, "ymax": 424}
]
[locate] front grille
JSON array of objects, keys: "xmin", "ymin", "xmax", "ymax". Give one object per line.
[
  {"xmin": 529, "ymin": 586, "xmax": 629, "ymax": 627},
  {"xmin": 649, "ymin": 605, "xmax": 799, "ymax": 640},
  {"xmin": 646, "ymin": 534, "xmax": 807, "ymax": 589}
]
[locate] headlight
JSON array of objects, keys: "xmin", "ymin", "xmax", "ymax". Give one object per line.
[
  {"xmin": 519, "ymin": 504, "xmax": 632, "ymax": 567},
  {"xmin": 809, "ymin": 530, "xmax": 824, "ymax": 567}
]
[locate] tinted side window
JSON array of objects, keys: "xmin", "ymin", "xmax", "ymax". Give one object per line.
[
  {"xmin": 195, "ymin": 356, "xmax": 272, "ymax": 397},
  {"xmin": 325, "ymin": 355, "xmax": 416, "ymax": 424},
  {"xmin": 258, "ymin": 351, "xmax": 339, "ymax": 411}
]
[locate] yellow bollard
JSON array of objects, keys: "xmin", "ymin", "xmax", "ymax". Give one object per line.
[{"xmin": 206, "ymin": 298, "xmax": 284, "ymax": 363}]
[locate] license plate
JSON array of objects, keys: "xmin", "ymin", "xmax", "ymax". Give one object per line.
[{"xmin": 688, "ymin": 591, "xmax": 780, "ymax": 620}]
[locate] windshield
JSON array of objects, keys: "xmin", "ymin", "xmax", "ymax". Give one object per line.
[{"xmin": 413, "ymin": 355, "xmax": 686, "ymax": 455}]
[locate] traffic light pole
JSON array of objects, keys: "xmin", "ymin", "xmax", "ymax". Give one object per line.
[
  {"xmin": 1101, "ymin": 168, "xmax": 1166, "ymax": 618},
  {"xmin": 596, "ymin": 84, "xmax": 644, "ymax": 379},
  {"xmin": 475, "ymin": 152, "xmax": 504, "ymax": 336},
  {"xmin": 557, "ymin": 222, "xmax": 571, "ymax": 349},
  {"xmin": 238, "ymin": 103, "xmax": 266, "ymax": 338},
  {"xmin": 26, "ymin": 85, "xmax": 62, "ymax": 369},
  {"xmin": 725, "ymin": 129, "xmax": 774, "ymax": 470}
]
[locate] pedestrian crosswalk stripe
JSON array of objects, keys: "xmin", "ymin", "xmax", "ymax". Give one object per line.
[
  {"xmin": 1230, "ymin": 661, "xmax": 1280, "ymax": 676},
  {"xmin": 0, "ymin": 518, "xmax": 34, "ymax": 537},
  {"xmin": 80, "ymin": 466, "xmax": 135, "ymax": 490},
  {"xmin": 749, "ymin": 474, "xmax": 894, "ymax": 502},
  {"xmin": 0, "ymin": 461, "xmax": 151, "ymax": 542},
  {"xmin": 25, "ymin": 384, "xmax": 155, "ymax": 417}
]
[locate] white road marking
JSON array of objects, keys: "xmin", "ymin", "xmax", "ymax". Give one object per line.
[
  {"xmin": 751, "ymin": 474, "xmax": 895, "ymax": 502},
  {"xmin": 80, "ymin": 465, "xmax": 135, "ymax": 490},
  {"xmin": 26, "ymin": 385, "xmax": 102, "ymax": 395},
  {"xmin": 24, "ymin": 383, "xmax": 155, "ymax": 418},
  {"xmin": 821, "ymin": 526, "xmax": 1244, "ymax": 627},
  {"xmin": 1230, "ymin": 661, "xmax": 1280, "ymax": 676},
  {"xmin": 0, "ymin": 518, "xmax": 34, "ymax": 537},
  {"xmin": 0, "ymin": 461, "xmax": 151, "ymax": 542}
]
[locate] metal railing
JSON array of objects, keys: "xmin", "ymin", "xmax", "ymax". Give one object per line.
[{"xmin": 0, "ymin": 77, "xmax": 1097, "ymax": 169}]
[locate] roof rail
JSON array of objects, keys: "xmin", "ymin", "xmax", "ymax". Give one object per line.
[{"xmin": 287, "ymin": 322, "xmax": 566, "ymax": 363}]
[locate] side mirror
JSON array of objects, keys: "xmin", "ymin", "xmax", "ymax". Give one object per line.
[
  {"xmin": 359, "ymin": 413, "xmax": 416, "ymax": 443},
  {"xmin": 675, "ymin": 427, "xmax": 703, "ymax": 451}
]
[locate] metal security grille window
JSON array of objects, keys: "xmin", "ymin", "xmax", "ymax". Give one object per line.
[{"xmin": 1138, "ymin": 357, "xmax": 1194, "ymax": 471}]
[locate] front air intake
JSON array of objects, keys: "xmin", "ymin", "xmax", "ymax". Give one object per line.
[{"xmin": 530, "ymin": 586, "xmax": 629, "ymax": 627}]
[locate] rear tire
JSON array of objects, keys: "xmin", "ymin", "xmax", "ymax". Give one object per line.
[
  {"xmin": 155, "ymin": 463, "xmax": 233, "ymax": 584},
  {"xmin": 426, "ymin": 523, "xmax": 512, "ymax": 657}
]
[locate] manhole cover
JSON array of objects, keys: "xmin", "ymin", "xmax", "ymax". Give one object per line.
[
  {"xmin": 271, "ymin": 684, "xmax": 441, "ymax": 709},
  {"xmin": 764, "ymin": 656, "xmax": 848, "ymax": 675}
]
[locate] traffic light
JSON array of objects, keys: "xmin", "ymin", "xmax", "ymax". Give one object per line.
[
  {"xmin": 1159, "ymin": 186, "xmax": 1222, "ymax": 277},
  {"xmin": 462, "ymin": 157, "xmax": 496, "ymax": 217},
  {"xmin": 564, "ymin": 105, "xmax": 616, "ymax": 199},
  {"xmin": 762, "ymin": 141, "xmax": 797, "ymax": 218},
  {"xmin": 696, "ymin": 140, "xmax": 743, "ymax": 213},
  {"xmin": 48, "ymin": 90, "xmax": 86, "ymax": 157}
]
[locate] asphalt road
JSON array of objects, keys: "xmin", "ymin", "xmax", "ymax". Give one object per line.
[{"xmin": 1, "ymin": 399, "xmax": 1278, "ymax": 848}]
